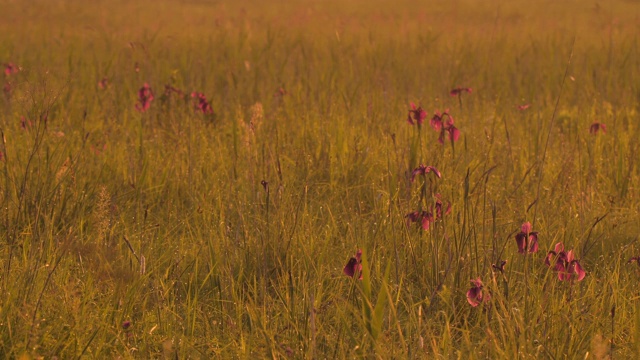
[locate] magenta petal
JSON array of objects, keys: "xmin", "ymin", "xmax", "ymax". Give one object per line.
[
  {"xmin": 421, "ymin": 212, "xmax": 433, "ymax": 230},
  {"xmin": 570, "ymin": 260, "xmax": 586, "ymax": 281},
  {"xmin": 435, "ymin": 201, "xmax": 443, "ymax": 219},
  {"xmin": 528, "ymin": 233, "xmax": 539, "ymax": 253},
  {"xmin": 521, "ymin": 222, "xmax": 532, "ymax": 234},
  {"xmin": 555, "ymin": 262, "xmax": 570, "ymax": 281},
  {"xmin": 343, "ymin": 256, "xmax": 362, "ymax": 279},
  {"xmin": 471, "ymin": 278, "xmax": 483, "ymax": 288},
  {"xmin": 554, "ymin": 242, "xmax": 564, "ymax": 254},
  {"xmin": 343, "ymin": 258, "xmax": 357, "ymax": 277},
  {"xmin": 467, "ymin": 278, "xmax": 485, "ymax": 307},
  {"xmin": 410, "ymin": 166, "xmax": 425, "ymax": 181},
  {"xmin": 421, "ymin": 217, "xmax": 430, "ymax": 231},
  {"xmin": 466, "ymin": 287, "xmax": 481, "ymax": 307},
  {"xmin": 515, "ymin": 233, "xmax": 526, "ymax": 254},
  {"xmin": 444, "ymin": 117, "xmax": 455, "ymax": 127},
  {"xmin": 425, "ymin": 166, "xmax": 441, "ymax": 178},
  {"xmin": 544, "ymin": 251, "xmax": 556, "ymax": 266},
  {"xmin": 355, "ymin": 249, "xmax": 362, "ymax": 262},
  {"xmin": 448, "ymin": 126, "xmax": 460, "ymax": 142},
  {"xmin": 405, "ymin": 211, "xmax": 419, "ymax": 224},
  {"xmin": 407, "ymin": 115, "xmax": 414, "ymax": 125},
  {"xmin": 430, "ymin": 116, "xmax": 442, "ymax": 131}
]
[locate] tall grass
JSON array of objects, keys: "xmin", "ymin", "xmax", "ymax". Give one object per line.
[{"xmin": 0, "ymin": 0, "xmax": 638, "ymax": 358}]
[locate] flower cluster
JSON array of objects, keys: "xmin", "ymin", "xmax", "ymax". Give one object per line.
[
  {"xmin": 407, "ymin": 102, "xmax": 427, "ymax": 126},
  {"xmin": 191, "ymin": 92, "xmax": 214, "ymax": 114},
  {"xmin": 545, "ymin": 242, "xmax": 586, "ymax": 281},
  {"xmin": 129, "ymin": 80, "xmax": 215, "ymax": 115},
  {"xmin": 405, "ymin": 196, "xmax": 451, "ymax": 231},
  {"xmin": 430, "ymin": 110, "xmax": 460, "ymax": 144},
  {"xmin": 135, "ymin": 83, "xmax": 154, "ymax": 112}
]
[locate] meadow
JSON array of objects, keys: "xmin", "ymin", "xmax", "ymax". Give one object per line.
[{"xmin": 1, "ymin": 0, "xmax": 639, "ymax": 358}]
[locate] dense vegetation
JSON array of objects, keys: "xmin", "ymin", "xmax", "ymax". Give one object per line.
[{"xmin": 0, "ymin": 0, "xmax": 639, "ymax": 358}]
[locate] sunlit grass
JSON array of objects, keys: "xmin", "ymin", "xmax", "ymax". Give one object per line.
[{"xmin": 0, "ymin": 0, "xmax": 638, "ymax": 358}]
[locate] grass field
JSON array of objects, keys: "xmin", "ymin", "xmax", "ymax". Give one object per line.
[{"xmin": 1, "ymin": 0, "xmax": 639, "ymax": 358}]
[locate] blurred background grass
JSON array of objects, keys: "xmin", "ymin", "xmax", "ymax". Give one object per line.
[{"xmin": 0, "ymin": 0, "xmax": 639, "ymax": 358}]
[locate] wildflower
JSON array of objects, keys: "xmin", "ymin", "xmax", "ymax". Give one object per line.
[
  {"xmin": 135, "ymin": 83, "xmax": 154, "ymax": 112},
  {"xmin": 544, "ymin": 242, "xmax": 564, "ymax": 266},
  {"xmin": 517, "ymin": 104, "xmax": 531, "ymax": 111},
  {"xmin": 343, "ymin": 249, "xmax": 363, "ymax": 279},
  {"xmin": 191, "ymin": 92, "xmax": 214, "ymax": 114},
  {"xmin": 3, "ymin": 63, "xmax": 18, "ymax": 76},
  {"xmin": 437, "ymin": 118, "xmax": 460, "ymax": 144},
  {"xmin": 589, "ymin": 122, "xmax": 606, "ymax": 135},
  {"xmin": 429, "ymin": 109, "xmax": 451, "ymax": 132},
  {"xmin": 545, "ymin": 242, "xmax": 586, "ymax": 281},
  {"xmin": 405, "ymin": 210, "xmax": 435, "ymax": 231},
  {"xmin": 492, "ymin": 260, "xmax": 507, "ymax": 273},
  {"xmin": 628, "ymin": 257, "xmax": 640, "ymax": 267},
  {"xmin": 515, "ymin": 222, "xmax": 539, "ymax": 254},
  {"xmin": 466, "ymin": 277, "xmax": 489, "ymax": 307},
  {"xmin": 430, "ymin": 110, "xmax": 460, "ymax": 144},
  {"xmin": 450, "ymin": 87, "xmax": 472, "ymax": 97},
  {"xmin": 410, "ymin": 164, "xmax": 441, "ymax": 182},
  {"xmin": 98, "ymin": 77, "xmax": 109, "ymax": 89},
  {"xmin": 407, "ymin": 102, "xmax": 427, "ymax": 126},
  {"xmin": 122, "ymin": 320, "xmax": 131, "ymax": 329},
  {"xmin": 434, "ymin": 194, "xmax": 451, "ymax": 219}
]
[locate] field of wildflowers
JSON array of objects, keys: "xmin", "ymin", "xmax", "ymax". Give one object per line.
[{"xmin": 1, "ymin": 0, "xmax": 639, "ymax": 358}]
